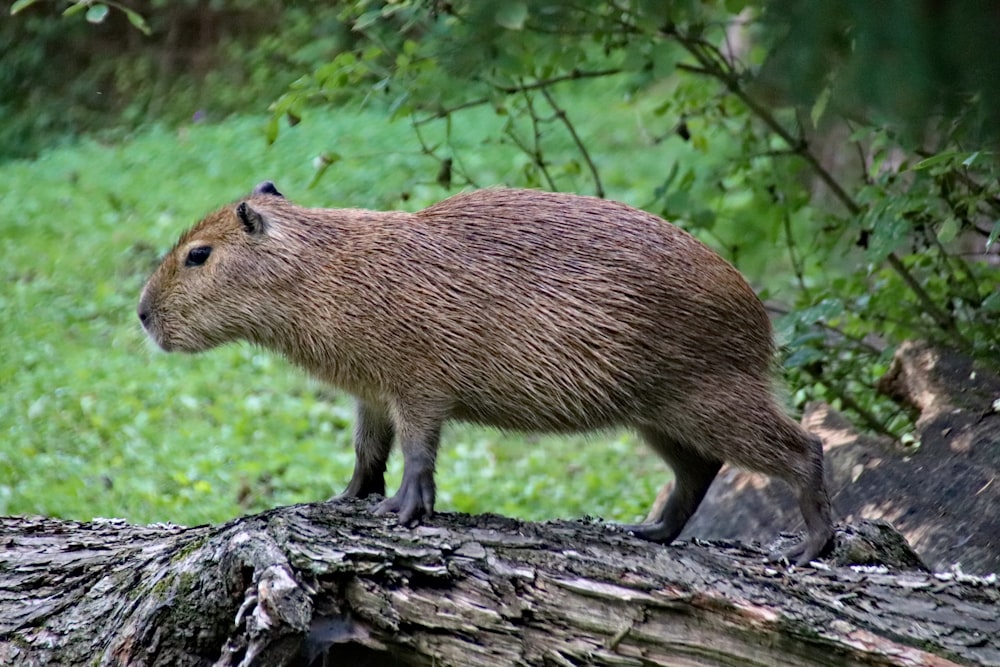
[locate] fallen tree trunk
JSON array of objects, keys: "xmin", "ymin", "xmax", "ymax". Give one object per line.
[{"xmin": 2, "ymin": 502, "xmax": 998, "ymax": 667}]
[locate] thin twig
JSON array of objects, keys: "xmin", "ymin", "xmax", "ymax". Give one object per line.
[
  {"xmin": 884, "ymin": 252, "xmax": 970, "ymax": 347},
  {"xmin": 414, "ymin": 69, "xmax": 622, "ymax": 126},
  {"xmin": 844, "ymin": 119, "xmax": 873, "ymax": 186},
  {"xmin": 441, "ymin": 113, "xmax": 480, "ymax": 189},
  {"xmin": 674, "ymin": 32, "xmax": 858, "ymax": 214},
  {"xmin": 520, "ymin": 86, "xmax": 558, "ymax": 191},
  {"xmin": 798, "ymin": 365, "xmax": 898, "ymax": 438},
  {"xmin": 494, "ymin": 68, "xmax": 622, "ymax": 94},
  {"xmin": 410, "ymin": 115, "xmax": 479, "ymax": 190},
  {"xmin": 539, "ymin": 86, "xmax": 604, "ymax": 198},
  {"xmin": 782, "ymin": 210, "xmax": 809, "ymax": 296}
]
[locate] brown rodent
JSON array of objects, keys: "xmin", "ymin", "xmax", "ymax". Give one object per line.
[{"xmin": 138, "ymin": 182, "xmax": 834, "ymax": 564}]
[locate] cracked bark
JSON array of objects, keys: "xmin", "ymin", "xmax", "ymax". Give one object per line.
[{"xmin": 2, "ymin": 502, "xmax": 998, "ymax": 667}]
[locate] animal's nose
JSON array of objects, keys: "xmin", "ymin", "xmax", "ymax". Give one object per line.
[{"xmin": 137, "ymin": 285, "xmax": 154, "ymax": 328}]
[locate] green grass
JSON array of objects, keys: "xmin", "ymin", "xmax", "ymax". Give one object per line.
[{"xmin": 1, "ymin": 93, "xmax": 680, "ymax": 527}]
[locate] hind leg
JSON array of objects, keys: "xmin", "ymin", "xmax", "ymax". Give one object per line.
[
  {"xmin": 622, "ymin": 429, "xmax": 722, "ymax": 543},
  {"xmin": 721, "ymin": 400, "xmax": 834, "ymax": 564},
  {"xmin": 769, "ymin": 433, "xmax": 834, "ymax": 564}
]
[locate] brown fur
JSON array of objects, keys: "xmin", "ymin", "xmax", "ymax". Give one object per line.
[{"xmin": 138, "ymin": 184, "xmax": 834, "ymax": 563}]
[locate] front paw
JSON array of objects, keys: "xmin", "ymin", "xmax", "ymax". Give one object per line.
[{"xmin": 374, "ymin": 469, "xmax": 435, "ymax": 526}]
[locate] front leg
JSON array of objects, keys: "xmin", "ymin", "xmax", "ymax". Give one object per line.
[
  {"xmin": 374, "ymin": 403, "xmax": 441, "ymax": 526},
  {"xmin": 332, "ymin": 399, "xmax": 394, "ymax": 500}
]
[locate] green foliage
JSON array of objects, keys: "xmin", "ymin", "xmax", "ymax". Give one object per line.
[
  {"xmin": 758, "ymin": 0, "xmax": 1000, "ymax": 147},
  {"xmin": 1, "ymin": 0, "xmax": 348, "ymax": 159}
]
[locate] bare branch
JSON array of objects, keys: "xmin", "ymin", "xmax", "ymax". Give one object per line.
[
  {"xmin": 494, "ymin": 68, "xmax": 623, "ymax": 95},
  {"xmin": 539, "ymin": 86, "xmax": 605, "ymax": 198},
  {"xmin": 414, "ymin": 69, "xmax": 623, "ymax": 127},
  {"xmin": 520, "ymin": 85, "xmax": 558, "ymax": 191}
]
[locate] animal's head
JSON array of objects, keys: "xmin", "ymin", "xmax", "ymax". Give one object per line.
[{"xmin": 137, "ymin": 181, "xmax": 291, "ymax": 352}]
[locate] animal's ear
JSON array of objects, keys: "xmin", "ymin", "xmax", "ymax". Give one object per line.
[
  {"xmin": 253, "ymin": 181, "xmax": 283, "ymax": 198},
  {"xmin": 236, "ymin": 202, "xmax": 267, "ymax": 236}
]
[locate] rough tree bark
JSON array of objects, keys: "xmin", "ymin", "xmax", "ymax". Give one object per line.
[
  {"xmin": 2, "ymin": 502, "xmax": 998, "ymax": 667},
  {"xmin": 3, "ymin": 340, "xmax": 999, "ymax": 666}
]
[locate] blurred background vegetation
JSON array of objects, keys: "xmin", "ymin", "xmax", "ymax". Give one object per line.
[{"xmin": 2, "ymin": 0, "xmax": 999, "ymax": 527}]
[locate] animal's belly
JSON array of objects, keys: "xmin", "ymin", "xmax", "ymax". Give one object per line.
[{"xmin": 447, "ymin": 382, "xmax": 636, "ymax": 433}]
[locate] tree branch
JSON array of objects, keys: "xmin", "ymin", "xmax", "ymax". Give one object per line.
[
  {"xmin": 494, "ymin": 68, "xmax": 623, "ymax": 95},
  {"xmin": 515, "ymin": 84, "xmax": 558, "ymax": 191},
  {"xmin": 415, "ymin": 69, "xmax": 623, "ymax": 126},
  {"xmin": 540, "ymin": 85, "xmax": 605, "ymax": 198}
]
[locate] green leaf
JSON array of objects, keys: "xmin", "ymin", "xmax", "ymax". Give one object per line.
[
  {"xmin": 691, "ymin": 132, "xmax": 709, "ymax": 152},
  {"xmin": 982, "ymin": 292, "xmax": 1000, "ymax": 313},
  {"xmin": 387, "ymin": 91, "xmax": 411, "ymax": 119},
  {"xmin": 810, "ymin": 85, "xmax": 831, "ymax": 127},
  {"xmin": 866, "ymin": 214, "xmax": 910, "ymax": 262},
  {"xmin": 352, "ymin": 10, "xmax": 382, "ymax": 32},
  {"xmin": 847, "ymin": 125, "xmax": 877, "ymax": 142},
  {"xmin": 799, "ymin": 297, "xmax": 844, "ymax": 325},
  {"xmin": 662, "ymin": 189, "xmax": 691, "ymax": 216},
  {"xmin": 62, "ymin": 1, "xmax": 87, "ymax": 16},
  {"xmin": 912, "ymin": 151, "xmax": 962, "ymax": 171},
  {"xmin": 937, "ymin": 216, "xmax": 960, "ymax": 244},
  {"xmin": 689, "ymin": 208, "xmax": 716, "ymax": 229},
  {"xmin": 962, "ymin": 151, "xmax": 981, "ymax": 167},
  {"xmin": 10, "ymin": 0, "xmax": 41, "ymax": 15},
  {"xmin": 651, "ymin": 43, "xmax": 680, "ymax": 77},
  {"xmin": 308, "ymin": 152, "xmax": 342, "ymax": 189},
  {"xmin": 987, "ymin": 220, "xmax": 1000, "ymax": 252},
  {"xmin": 124, "ymin": 8, "xmax": 152, "ymax": 36},
  {"xmin": 263, "ymin": 115, "xmax": 279, "ymax": 145},
  {"xmin": 495, "ymin": 2, "xmax": 528, "ymax": 30},
  {"xmin": 784, "ymin": 345, "xmax": 824, "ymax": 370},
  {"xmin": 85, "ymin": 3, "xmax": 109, "ymax": 24},
  {"xmin": 622, "ymin": 42, "xmax": 647, "ymax": 73}
]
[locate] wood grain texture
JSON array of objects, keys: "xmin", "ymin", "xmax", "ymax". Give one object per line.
[{"xmin": 1, "ymin": 503, "xmax": 997, "ymax": 666}]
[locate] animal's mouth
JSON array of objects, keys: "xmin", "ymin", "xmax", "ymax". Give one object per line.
[
  {"xmin": 155, "ymin": 335, "xmax": 176, "ymax": 353},
  {"xmin": 141, "ymin": 319, "xmax": 173, "ymax": 352},
  {"xmin": 141, "ymin": 318, "xmax": 218, "ymax": 354},
  {"xmin": 137, "ymin": 307, "xmax": 175, "ymax": 352},
  {"xmin": 135, "ymin": 293, "xmax": 228, "ymax": 354}
]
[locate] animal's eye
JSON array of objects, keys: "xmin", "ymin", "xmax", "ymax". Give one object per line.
[{"xmin": 185, "ymin": 246, "xmax": 212, "ymax": 267}]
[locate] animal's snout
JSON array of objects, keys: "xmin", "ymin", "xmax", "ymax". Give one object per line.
[{"xmin": 137, "ymin": 285, "xmax": 154, "ymax": 330}]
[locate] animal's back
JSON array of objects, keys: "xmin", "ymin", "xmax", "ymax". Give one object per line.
[{"xmin": 338, "ymin": 188, "xmax": 775, "ymax": 430}]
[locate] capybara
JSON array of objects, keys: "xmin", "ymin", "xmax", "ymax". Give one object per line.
[{"xmin": 138, "ymin": 183, "xmax": 834, "ymax": 563}]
